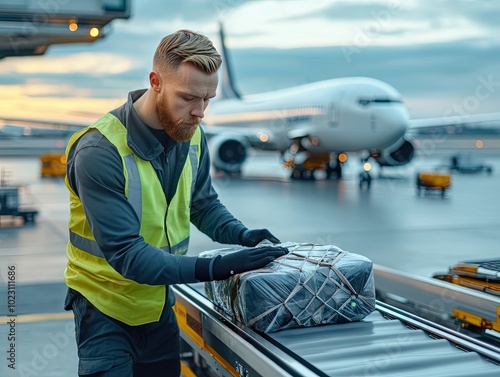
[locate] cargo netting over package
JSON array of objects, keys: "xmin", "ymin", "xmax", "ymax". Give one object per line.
[{"xmin": 201, "ymin": 242, "xmax": 376, "ymax": 333}]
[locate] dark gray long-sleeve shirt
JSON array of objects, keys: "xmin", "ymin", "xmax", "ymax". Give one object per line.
[{"xmin": 66, "ymin": 89, "xmax": 247, "ymax": 286}]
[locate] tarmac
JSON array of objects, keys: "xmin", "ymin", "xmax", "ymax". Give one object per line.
[{"xmin": 1, "ymin": 139, "xmax": 500, "ymax": 376}]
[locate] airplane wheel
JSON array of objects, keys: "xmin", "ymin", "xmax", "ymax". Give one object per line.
[
  {"xmin": 326, "ymin": 163, "xmax": 342, "ymax": 180},
  {"xmin": 291, "ymin": 168, "xmax": 304, "ymax": 180},
  {"xmin": 334, "ymin": 163, "xmax": 342, "ymax": 179},
  {"xmin": 22, "ymin": 213, "xmax": 34, "ymax": 223},
  {"xmin": 359, "ymin": 172, "xmax": 372, "ymax": 190},
  {"xmin": 291, "ymin": 168, "xmax": 316, "ymax": 181}
]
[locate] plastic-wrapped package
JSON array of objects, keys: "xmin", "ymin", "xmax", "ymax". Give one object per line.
[{"xmin": 200, "ymin": 242, "xmax": 376, "ymax": 333}]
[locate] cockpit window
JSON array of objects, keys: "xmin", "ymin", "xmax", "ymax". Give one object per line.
[{"xmin": 358, "ymin": 98, "xmax": 402, "ymax": 106}]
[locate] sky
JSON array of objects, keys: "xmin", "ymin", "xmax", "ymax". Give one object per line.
[{"xmin": 0, "ymin": 0, "xmax": 499, "ymax": 123}]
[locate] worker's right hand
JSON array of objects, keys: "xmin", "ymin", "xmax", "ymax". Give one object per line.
[{"xmin": 212, "ymin": 246, "xmax": 288, "ymax": 281}]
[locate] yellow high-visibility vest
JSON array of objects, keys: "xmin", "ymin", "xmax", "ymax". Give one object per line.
[{"xmin": 64, "ymin": 113, "xmax": 201, "ymax": 325}]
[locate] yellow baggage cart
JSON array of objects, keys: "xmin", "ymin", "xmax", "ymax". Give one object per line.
[
  {"xmin": 40, "ymin": 153, "xmax": 66, "ymax": 177},
  {"xmin": 416, "ymin": 171, "xmax": 451, "ymax": 197}
]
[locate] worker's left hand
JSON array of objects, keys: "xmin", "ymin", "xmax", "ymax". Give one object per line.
[{"xmin": 240, "ymin": 228, "xmax": 280, "ymax": 247}]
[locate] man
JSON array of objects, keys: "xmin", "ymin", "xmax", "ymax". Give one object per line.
[{"xmin": 64, "ymin": 29, "xmax": 287, "ymax": 377}]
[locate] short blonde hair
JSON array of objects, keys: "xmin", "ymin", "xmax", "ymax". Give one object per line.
[{"xmin": 153, "ymin": 29, "xmax": 222, "ymax": 74}]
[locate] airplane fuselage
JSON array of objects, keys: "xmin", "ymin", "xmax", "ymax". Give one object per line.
[{"xmin": 204, "ymin": 77, "xmax": 410, "ymax": 153}]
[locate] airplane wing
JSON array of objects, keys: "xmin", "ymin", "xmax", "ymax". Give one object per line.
[
  {"xmin": 0, "ymin": 117, "xmax": 87, "ymax": 140},
  {"xmin": 0, "ymin": 117, "xmax": 88, "ymax": 131},
  {"xmin": 0, "ymin": 116, "xmax": 88, "ymax": 158},
  {"xmin": 0, "ymin": 116, "xmax": 88, "ymax": 156},
  {"xmin": 408, "ymin": 112, "xmax": 500, "ymax": 132}
]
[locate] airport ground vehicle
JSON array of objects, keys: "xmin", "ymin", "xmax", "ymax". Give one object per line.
[
  {"xmin": 40, "ymin": 152, "xmax": 66, "ymax": 177},
  {"xmin": 449, "ymin": 153, "xmax": 493, "ymax": 174},
  {"xmin": 432, "ymin": 259, "xmax": 500, "ymax": 338},
  {"xmin": 416, "ymin": 171, "xmax": 451, "ymax": 196},
  {"xmin": 433, "ymin": 272, "xmax": 500, "ymax": 335},
  {"xmin": 0, "ymin": 186, "xmax": 38, "ymax": 223},
  {"xmin": 173, "ymin": 266, "xmax": 500, "ymax": 377},
  {"xmin": 286, "ymin": 152, "xmax": 335, "ymax": 180}
]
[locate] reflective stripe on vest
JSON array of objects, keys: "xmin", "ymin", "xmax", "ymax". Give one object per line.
[
  {"xmin": 123, "ymin": 154, "xmax": 142, "ymax": 222},
  {"xmin": 69, "ymin": 230, "xmax": 191, "ymax": 257},
  {"xmin": 188, "ymin": 145, "xmax": 198, "ymax": 198}
]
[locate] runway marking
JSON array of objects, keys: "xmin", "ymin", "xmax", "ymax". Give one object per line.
[{"xmin": 0, "ymin": 312, "xmax": 73, "ymax": 323}]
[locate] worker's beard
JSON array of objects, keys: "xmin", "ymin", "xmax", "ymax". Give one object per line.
[{"xmin": 156, "ymin": 98, "xmax": 200, "ymax": 142}]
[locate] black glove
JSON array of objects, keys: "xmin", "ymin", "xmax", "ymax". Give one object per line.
[
  {"xmin": 240, "ymin": 228, "xmax": 280, "ymax": 247},
  {"xmin": 211, "ymin": 246, "xmax": 288, "ymax": 280}
]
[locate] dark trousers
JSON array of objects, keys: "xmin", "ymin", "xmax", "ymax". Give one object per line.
[{"xmin": 66, "ymin": 289, "xmax": 180, "ymax": 377}]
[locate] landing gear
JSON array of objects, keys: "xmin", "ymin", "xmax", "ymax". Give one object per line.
[
  {"xmin": 326, "ymin": 159, "xmax": 342, "ymax": 180},
  {"xmin": 285, "ymin": 153, "xmax": 343, "ymax": 181},
  {"xmin": 359, "ymin": 171, "xmax": 372, "ymax": 189},
  {"xmin": 358, "ymin": 159, "xmax": 373, "ymax": 190},
  {"xmin": 290, "ymin": 167, "xmax": 315, "ymax": 180},
  {"xmin": 282, "ymin": 139, "xmax": 344, "ymax": 181}
]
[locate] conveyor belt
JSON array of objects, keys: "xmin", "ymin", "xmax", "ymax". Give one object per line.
[
  {"xmin": 173, "ymin": 283, "xmax": 500, "ymax": 377},
  {"xmin": 270, "ymin": 303, "xmax": 499, "ymax": 376}
]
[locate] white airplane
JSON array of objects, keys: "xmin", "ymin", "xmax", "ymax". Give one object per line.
[
  {"xmin": 202, "ymin": 26, "xmax": 412, "ymax": 184},
  {"xmin": 203, "ymin": 26, "xmax": 500, "ymax": 185}
]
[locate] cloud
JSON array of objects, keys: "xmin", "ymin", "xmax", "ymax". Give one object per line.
[
  {"xmin": 0, "ymin": 52, "xmax": 139, "ymax": 75},
  {"xmin": 20, "ymin": 79, "xmax": 93, "ymax": 97},
  {"xmin": 131, "ymin": 0, "xmax": 218, "ymax": 23},
  {"xmin": 221, "ymin": 0, "xmax": 498, "ymax": 48},
  {"xmin": 0, "ymin": 84, "xmax": 121, "ymax": 123}
]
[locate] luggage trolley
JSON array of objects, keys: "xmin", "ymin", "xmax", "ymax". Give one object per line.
[
  {"xmin": 416, "ymin": 171, "xmax": 451, "ymax": 197},
  {"xmin": 40, "ymin": 153, "xmax": 67, "ymax": 177}
]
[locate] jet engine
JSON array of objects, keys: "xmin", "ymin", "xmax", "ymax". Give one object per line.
[
  {"xmin": 374, "ymin": 136, "xmax": 415, "ymax": 167},
  {"xmin": 208, "ymin": 133, "xmax": 249, "ymax": 174}
]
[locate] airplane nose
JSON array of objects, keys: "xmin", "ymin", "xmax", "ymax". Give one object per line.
[
  {"xmin": 392, "ymin": 110, "xmax": 410, "ymax": 135},
  {"xmin": 374, "ymin": 106, "xmax": 410, "ymax": 141}
]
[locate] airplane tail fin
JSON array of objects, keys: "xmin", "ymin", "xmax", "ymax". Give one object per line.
[{"xmin": 218, "ymin": 22, "xmax": 241, "ymax": 100}]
